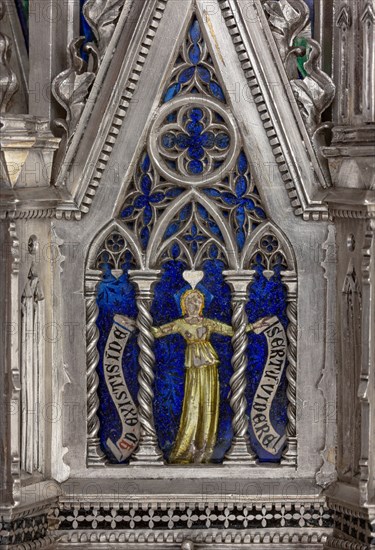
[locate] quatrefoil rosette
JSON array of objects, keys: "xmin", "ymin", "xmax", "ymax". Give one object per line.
[{"xmin": 148, "ymin": 96, "xmax": 240, "ymax": 186}]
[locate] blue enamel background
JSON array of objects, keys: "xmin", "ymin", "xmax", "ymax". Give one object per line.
[
  {"xmin": 96, "ymin": 258, "xmax": 288, "ymax": 463},
  {"xmin": 96, "ymin": 263, "xmax": 139, "ymax": 463}
]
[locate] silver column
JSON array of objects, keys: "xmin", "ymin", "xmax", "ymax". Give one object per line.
[
  {"xmin": 85, "ymin": 270, "xmax": 106, "ymax": 466},
  {"xmin": 223, "ymin": 270, "xmax": 257, "ymax": 465},
  {"xmin": 280, "ymin": 271, "xmax": 298, "ymax": 466},
  {"xmin": 129, "ymin": 270, "xmax": 164, "ymax": 465}
]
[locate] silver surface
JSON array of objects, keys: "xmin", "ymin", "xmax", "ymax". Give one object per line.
[{"xmin": 0, "ymin": 0, "xmax": 374, "ymax": 548}]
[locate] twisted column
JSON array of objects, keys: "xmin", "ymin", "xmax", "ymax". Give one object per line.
[
  {"xmin": 86, "ymin": 271, "xmax": 106, "ymax": 466},
  {"xmin": 223, "ymin": 271, "xmax": 257, "ymax": 464},
  {"xmin": 129, "ymin": 270, "xmax": 164, "ymax": 464},
  {"xmin": 281, "ymin": 272, "xmax": 298, "ymax": 465}
]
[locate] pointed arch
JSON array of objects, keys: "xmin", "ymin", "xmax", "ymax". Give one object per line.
[
  {"xmin": 78, "ymin": 3, "xmax": 310, "ymax": 470},
  {"xmin": 144, "ymin": 189, "xmax": 193, "ymax": 268},
  {"xmin": 86, "ymin": 219, "xmax": 143, "ymax": 271},
  {"xmin": 85, "ymin": 219, "xmax": 143, "ymax": 467},
  {"xmin": 48, "ymin": 0, "xmax": 333, "ymax": 222},
  {"xmin": 145, "ymin": 189, "xmax": 239, "ymax": 269},
  {"xmin": 241, "ymin": 221, "xmax": 296, "ymax": 272},
  {"xmin": 242, "ymin": 220, "xmax": 298, "ymax": 465}
]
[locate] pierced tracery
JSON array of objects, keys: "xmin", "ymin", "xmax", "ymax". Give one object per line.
[
  {"xmin": 247, "ymin": 229, "xmax": 289, "ymax": 278},
  {"xmin": 163, "ymin": 17, "xmax": 226, "ymax": 103},
  {"xmin": 158, "ymin": 201, "xmax": 228, "ymax": 268},
  {"xmin": 120, "ymin": 151, "xmax": 184, "ymax": 249}
]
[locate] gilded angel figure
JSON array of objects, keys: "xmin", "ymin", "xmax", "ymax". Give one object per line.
[{"xmin": 152, "ymin": 288, "xmax": 271, "ymax": 464}]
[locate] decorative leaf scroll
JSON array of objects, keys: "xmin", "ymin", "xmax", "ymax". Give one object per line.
[
  {"xmin": 160, "ymin": 202, "xmax": 227, "ymax": 267},
  {"xmin": 82, "ymin": 0, "xmax": 124, "ymax": 59},
  {"xmin": 163, "ymin": 17, "xmax": 226, "ymax": 104},
  {"xmin": 290, "ymin": 40, "xmax": 335, "ymax": 134},
  {"xmin": 52, "ymin": 37, "xmax": 97, "ymax": 139},
  {"xmin": 51, "ymin": 0, "xmax": 124, "ymax": 168},
  {"xmin": 0, "ymin": 2, "xmax": 19, "ymax": 113},
  {"xmin": 263, "ymin": 0, "xmax": 335, "ymax": 135},
  {"xmin": 120, "ymin": 151, "xmax": 184, "ymax": 248},
  {"xmin": 263, "ymin": 0, "xmax": 310, "ymax": 62},
  {"xmin": 203, "ymin": 151, "xmax": 266, "ymax": 250}
]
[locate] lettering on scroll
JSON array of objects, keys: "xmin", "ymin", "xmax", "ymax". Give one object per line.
[
  {"xmin": 251, "ymin": 316, "xmax": 287, "ymax": 455},
  {"xmin": 104, "ymin": 315, "xmax": 140, "ymax": 461}
]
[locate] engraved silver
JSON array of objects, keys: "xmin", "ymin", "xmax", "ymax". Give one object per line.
[{"xmin": 20, "ymin": 265, "xmax": 45, "ymax": 474}]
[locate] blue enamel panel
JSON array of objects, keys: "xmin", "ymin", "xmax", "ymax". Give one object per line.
[
  {"xmin": 95, "ymin": 266, "xmax": 139, "ymax": 463},
  {"xmin": 95, "ymin": 4, "xmax": 292, "ymax": 466},
  {"xmin": 246, "ymin": 264, "xmax": 289, "ymax": 461},
  {"xmin": 149, "ymin": 259, "xmax": 288, "ymax": 463},
  {"xmin": 151, "ymin": 259, "xmax": 234, "ymax": 462}
]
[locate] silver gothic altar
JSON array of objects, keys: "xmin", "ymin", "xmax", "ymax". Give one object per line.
[{"xmin": 0, "ymin": 0, "xmax": 374, "ymax": 548}]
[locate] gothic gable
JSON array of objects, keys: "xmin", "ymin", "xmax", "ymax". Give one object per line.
[{"xmin": 53, "ymin": 0, "xmax": 333, "ymax": 222}]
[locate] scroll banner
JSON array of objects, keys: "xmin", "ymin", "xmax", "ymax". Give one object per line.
[
  {"xmin": 250, "ymin": 316, "xmax": 287, "ymax": 455},
  {"xmin": 104, "ymin": 314, "xmax": 140, "ymax": 462}
]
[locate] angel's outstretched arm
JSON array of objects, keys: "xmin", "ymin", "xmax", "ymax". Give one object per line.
[
  {"xmin": 208, "ymin": 319, "xmax": 234, "ymax": 336},
  {"xmin": 151, "ymin": 321, "xmax": 179, "ymax": 338}
]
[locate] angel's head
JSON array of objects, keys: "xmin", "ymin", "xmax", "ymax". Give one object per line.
[{"xmin": 181, "ymin": 289, "xmax": 205, "ymax": 317}]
